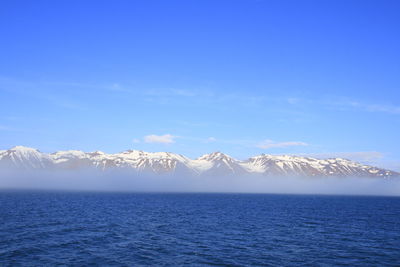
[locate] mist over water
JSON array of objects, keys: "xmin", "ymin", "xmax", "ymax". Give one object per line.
[{"xmin": 1, "ymin": 170, "xmax": 399, "ymax": 196}]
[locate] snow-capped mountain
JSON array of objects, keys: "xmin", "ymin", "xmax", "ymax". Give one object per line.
[
  {"xmin": 0, "ymin": 146, "xmax": 398, "ymax": 178},
  {"xmin": 244, "ymin": 154, "xmax": 394, "ymax": 177},
  {"xmin": 51, "ymin": 149, "xmax": 194, "ymax": 174},
  {"xmin": 0, "ymin": 146, "xmax": 53, "ymax": 170},
  {"xmin": 196, "ymin": 152, "xmax": 248, "ymax": 175}
]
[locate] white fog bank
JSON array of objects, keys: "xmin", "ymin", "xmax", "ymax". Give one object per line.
[{"xmin": 0, "ymin": 170, "xmax": 399, "ymax": 196}]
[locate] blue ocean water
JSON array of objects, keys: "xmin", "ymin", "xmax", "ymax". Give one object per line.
[{"xmin": 0, "ymin": 192, "xmax": 399, "ymax": 266}]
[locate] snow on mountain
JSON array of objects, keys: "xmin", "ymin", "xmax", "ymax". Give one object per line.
[
  {"xmin": 0, "ymin": 146, "xmax": 53, "ymax": 170},
  {"xmin": 0, "ymin": 146, "xmax": 398, "ymax": 178},
  {"xmin": 51, "ymin": 150, "xmax": 95, "ymax": 169},
  {"xmin": 194, "ymin": 152, "xmax": 248, "ymax": 175},
  {"xmin": 246, "ymin": 154, "xmax": 395, "ymax": 177},
  {"xmin": 52, "ymin": 149, "xmax": 195, "ymax": 174},
  {"xmin": 109, "ymin": 150, "xmax": 195, "ymax": 174}
]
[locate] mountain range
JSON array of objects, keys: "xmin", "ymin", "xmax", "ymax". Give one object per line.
[{"xmin": 0, "ymin": 146, "xmax": 397, "ymax": 178}]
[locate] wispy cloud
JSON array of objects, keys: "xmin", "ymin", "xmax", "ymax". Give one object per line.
[
  {"xmin": 3, "ymin": 77, "xmax": 399, "ymax": 115},
  {"xmin": 346, "ymin": 101, "xmax": 400, "ymax": 114},
  {"xmin": 107, "ymin": 83, "xmax": 133, "ymax": 93},
  {"xmin": 205, "ymin": 137, "xmax": 217, "ymax": 143},
  {"xmin": 134, "ymin": 135, "xmax": 218, "ymax": 145},
  {"xmin": 0, "ymin": 125, "xmax": 14, "ymax": 131},
  {"xmin": 170, "ymin": 89, "xmax": 197, "ymax": 97},
  {"xmin": 143, "ymin": 88, "xmax": 207, "ymax": 98},
  {"xmin": 143, "ymin": 134, "xmax": 176, "ymax": 144},
  {"xmin": 2, "ymin": 116, "xmax": 21, "ymax": 121},
  {"xmin": 257, "ymin": 140, "xmax": 308, "ymax": 149},
  {"xmin": 287, "ymin": 97, "xmax": 300, "ymax": 104},
  {"xmin": 322, "ymin": 98, "xmax": 400, "ymax": 115}
]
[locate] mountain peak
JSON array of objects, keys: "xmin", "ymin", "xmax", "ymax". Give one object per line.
[
  {"xmin": 1, "ymin": 146, "xmax": 51, "ymax": 169},
  {"xmin": 10, "ymin": 146, "xmax": 40, "ymax": 153},
  {"xmin": 198, "ymin": 151, "xmax": 233, "ymax": 161}
]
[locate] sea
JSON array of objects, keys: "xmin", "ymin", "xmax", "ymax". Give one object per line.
[{"xmin": 0, "ymin": 191, "xmax": 399, "ymax": 266}]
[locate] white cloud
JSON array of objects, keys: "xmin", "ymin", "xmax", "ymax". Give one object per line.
[
  {"xmin": 346, "ymin": 101, "xmax": 400, "ymax": 114},
  {"xmin": 132, "ymin": 138, "xmax": 141, "ymax": 144},
  {"xmin": 257, "ymin": 140, "xmax": 308, "ymax": 149},
  {"xmin": 327, "ymin": 99, "xmax": 400, "ymax": 115},
  {"xmin": 144, "ymin": 134, "xmax": 176, "ymax": 144},
  {"xmin": 170, "ymin": 89, "xmax": 197, "ymax": 97},
  {"xmin": 206, "ymin": 137, "xmax": 217, "ymax": 142},
  {"xmin": 0, "ymin": 125, "xmax": 17, "ymax": 131},
  {"xmin": 287, "ymin": 98, "xmax": 300, "ymax": 104}
]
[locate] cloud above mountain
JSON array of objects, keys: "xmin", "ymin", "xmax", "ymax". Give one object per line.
[
  {"xmin": 144, "ymin": 134, "xmax": 176, "ymax": 144},
  {"xmin": 257, "ymin": 140, "xmax": 308, "ymax": 149}
]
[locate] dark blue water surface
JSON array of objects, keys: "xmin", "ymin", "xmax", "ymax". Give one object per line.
[{"xmin": 1, "ymin": 192, "xmax": 399, "ymax": 266}]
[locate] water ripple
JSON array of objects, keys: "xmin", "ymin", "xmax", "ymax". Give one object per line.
[{"xmin": 0, "ymin": 192, "xmax": 399, "ymax": 266}]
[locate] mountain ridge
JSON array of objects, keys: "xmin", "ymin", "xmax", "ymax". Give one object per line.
[{"xmin": 0, "ymin": 146, "xmax": 398, "ymax": 178}]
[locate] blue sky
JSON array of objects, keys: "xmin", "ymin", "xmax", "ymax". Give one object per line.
[{"xmin": 0, "ymin": 0, "xmax": 399, "ymax": 170}]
